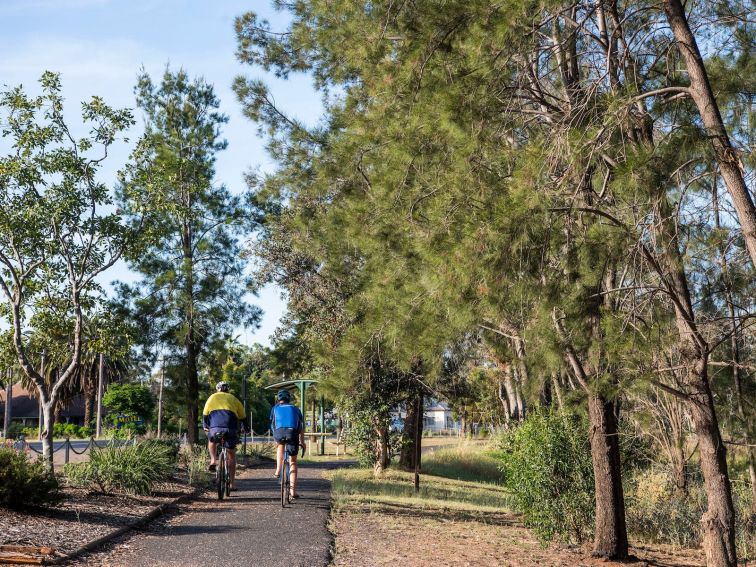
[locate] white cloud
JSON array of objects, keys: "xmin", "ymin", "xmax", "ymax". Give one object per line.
[{"xmin": 1, "ymin": 36, "xmax": 162, "ymax": 99}]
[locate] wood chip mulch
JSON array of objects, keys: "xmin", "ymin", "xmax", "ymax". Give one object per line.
[{"xmin": 0, "ymin": 481, "xmax": 195, "ymax": 560}]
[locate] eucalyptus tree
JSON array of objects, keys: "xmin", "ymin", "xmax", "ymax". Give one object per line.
[
  {"xmin": 116, "ymin": 68, "xmax": 259, "ymax": 445},
  {"xmin": 0, "ymin": 72, "xmax": 136, "ymax": 468}
]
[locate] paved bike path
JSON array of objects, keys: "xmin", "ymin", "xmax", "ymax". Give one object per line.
[{"xmin": 82, "ymin": 460, "xmax": 345, "ymax": 567}]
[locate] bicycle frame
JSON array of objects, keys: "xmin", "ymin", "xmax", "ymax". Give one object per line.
[{"xmin": 215, "ymin": 434, "xmax": 231, "ymax": 500}]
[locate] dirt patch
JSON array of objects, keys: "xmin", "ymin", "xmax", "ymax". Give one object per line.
[
  {"xmin": 0, "ymin": 481, "xmax": 195, "ymax": 559},
  {"xmin": 329, "ymin": 504, "xmax": 707, "ymax": 567}
]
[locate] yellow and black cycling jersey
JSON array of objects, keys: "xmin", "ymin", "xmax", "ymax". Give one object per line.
[{"xmin": 203, "ymin": 392, "xmax": 245, "ymax": 430}]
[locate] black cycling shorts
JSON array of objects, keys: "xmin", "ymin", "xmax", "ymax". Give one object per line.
[
  {"xmin": 209, "ymin": 427, "xmax": 238, "ymax": 449},
  {"xmin": 273, "ymin": 427, "xmax": 299, "ymax": 456}
]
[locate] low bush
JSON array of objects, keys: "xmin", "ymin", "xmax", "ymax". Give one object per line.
[
  {"xmin": 180, "ymin": 445, "xmax": 212, "ymax": 487},
  {"xmin": 625, "ymin": 466, "xmax": 704, "ymax": 548},
  {"xmin": 0, "ymin": 448, "xmax": 59, "ymax": 508},
  {"xmin": 64, "ymin": 439, "xmax": 177, "ymax": 495},
  {"xmin": 4, "ymin": 422, "xmax": 26, "ymax": 439},
  {"xmin": 20, "ymin": 427, "xmax": 38, "ymax": 439},
  {"xmin": 626, "ymin": 466, "xmax": 754, "ymax": 559},
  {"xmin": 52, "ymin": 423, "xmax": 92, "ymax": 439},
  {"xmin": 496, "ymin": 409, "xmax": 594, "ymax": 544},
  {"xmin": 247, "ymin": 441, "xmax": 275, "ymax": 460}
]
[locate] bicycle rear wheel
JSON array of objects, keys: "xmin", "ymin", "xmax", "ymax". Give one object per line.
[
  {"xmin": 285, "ymin": 458, "xmax": 291, "ymax": 504},
  {"xmin": 280, "ymin": 455, "xmax": 287, "ymax": 507},
  {"xmin": 217, "ymin": 449, "xmax": 226, "ymax": 500},
  {"xmin": 224, "ymin": 450, "xmax": 231, "ymax": 498}
]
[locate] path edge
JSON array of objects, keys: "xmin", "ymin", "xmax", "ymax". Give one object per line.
[{"xmin": 45, "ymin": 486, "xmax": 205, "ymax": 565}]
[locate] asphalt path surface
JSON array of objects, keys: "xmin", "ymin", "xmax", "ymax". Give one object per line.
[{"xmin": 73, "ymin": 459, "xmax": 346, "ymax": 567}]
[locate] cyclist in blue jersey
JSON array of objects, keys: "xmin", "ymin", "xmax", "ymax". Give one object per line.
[
  {"xmin": 203, "ymin": 381, "xmax": 246, "ymax": 491},
  {"xmin": 270, "ymin": 390, "xmax": 306, "ymax": 499}
]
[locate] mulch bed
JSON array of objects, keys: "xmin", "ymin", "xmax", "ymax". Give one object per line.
[{"xmin": 0, "ymin": 480, "xmax": 195, "ymax": 560}]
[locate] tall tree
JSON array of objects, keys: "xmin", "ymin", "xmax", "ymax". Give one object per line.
[
  {"xmin": 0, "ymin": 72, "xmax": 135, "ymax": 468},
  {"xmin": 117, "ymin": 68, "xmax": 259, "ymax": 445}
]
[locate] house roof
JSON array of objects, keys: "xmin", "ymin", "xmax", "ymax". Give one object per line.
[{"xmin": 0, "ymin": 383, "xmax": 86, "ymax": 418}]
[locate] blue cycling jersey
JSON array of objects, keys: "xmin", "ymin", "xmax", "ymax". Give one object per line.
[{"xmin": 270, "ymin": 403, "xmax": 303, "ymax": 432}]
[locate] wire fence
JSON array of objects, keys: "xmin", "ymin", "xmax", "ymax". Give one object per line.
[
  {"xmin": 3, "ymin": 428, "xmax": 341, "ymax": 463},
  {"xmin": 10, "ymin": 437, "xmax": 135, "ymax": 464}
]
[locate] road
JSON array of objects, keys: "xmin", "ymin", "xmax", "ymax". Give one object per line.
[{"xmin": 72, "ymin": 459, "xmax": 344, "ymax": 567}]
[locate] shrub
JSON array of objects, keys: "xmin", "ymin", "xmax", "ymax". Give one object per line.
[
  {"xmin": 497, "ymin": 409, "xmax": 594, "ymax": 544},
  {"xmin": 626, "ymin": 466, "xmax": 754, "ymax": 558},
  {"xmin": 246, "ymin": 441, "xmax": 275, "ymax": 460},
  {"xmin": 64, "ymin": 439, "xmax": 177, "ymax": 495},
  {"xmin": 180, "ymin": 445, "xmax": 212, "ymax": 487},
  {"xmin": 20, "ymin": 427, "xmax": 38, "ymax": 439},
  {"xmin": 77, "ymin": 426, "xmax": 93, "ymax": 438},
  {"xmin": 5, "ymin": 422, "xmax": 26, "ymax": 439},
  {"xmin": 0, "ymin": 448, "xmax": 59, "ymax": 508},
  {"xmin": 625, "ymin": 466, "xmax": 704, "ymax": 548}
]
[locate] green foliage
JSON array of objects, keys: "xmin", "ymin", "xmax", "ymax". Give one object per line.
[
  {"xmin": 625, "ymin": 466, "xmax": 754, "ymax": 558},
  {"xmin": 52, "ymin": 423, "xmax": 93, "ymax": 439},
  {"xmin": 625, "ymin": 466, "xmax": 705, "ymax": 549},
  {"xmin": 115, "ymin": 67, "xmax": 259, "ymax": 443},
  {"xmin": 179, "ymin": 444, "xmax": 212, "ymax": 487},
  {"xmin": 0, "ymin": 72, "xmax": 139, "ymax": 466},
  {"xmin": 497, "ymin": 410, "xmax": 595, "ymax": 544},
  {"xmin": 64, "ymin": 439, "xmax": 177, "ymax": 495},
  {"xmin": 103, "ymin": 383, "xmax": 155, "ymax": 421},
  {"xmin": 0, "ymin": 448, "xmax": 60, "ymax": 508}
]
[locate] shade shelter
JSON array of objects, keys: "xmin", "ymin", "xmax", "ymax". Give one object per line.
[{"xmin": 265, "ymin": 379, "xmax": 326, "ymax": 455}]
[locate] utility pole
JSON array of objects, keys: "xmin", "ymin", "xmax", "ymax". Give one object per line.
[
  {"xmin": 241, "ymin": 372, "xmax": 247, "ymax": 455},
  {"xmin": 95, "ymin": 353, "xmax": 105, "ymax": 438},
  {"xmin": 414, "ymin": 395, "xmax": 422, "ymax": 492},
  {"xmin": 157, "ymin": 358, "xmax": 165, "ymax": 438},
  {"xmin": 37, "ymin": 352, "xmax": 45, "ymax": 440},
  {"xmin": 3, "ymin": 369, "xmax": 12, "ymax": 438}
]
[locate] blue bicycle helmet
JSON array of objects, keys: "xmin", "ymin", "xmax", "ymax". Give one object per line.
[{"xmin": 277, "ymin": 389, "xmax": 291, "ymax": 402}]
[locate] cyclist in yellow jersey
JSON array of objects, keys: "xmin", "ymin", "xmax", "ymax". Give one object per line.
[{"xmin": 202, "ymin": 382, "xmax": 246, "ymax": 490}]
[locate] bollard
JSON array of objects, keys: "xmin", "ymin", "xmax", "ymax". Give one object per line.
[{"xmin": 64, "ymin": 438, "xmax": 70, "ymax": 464}]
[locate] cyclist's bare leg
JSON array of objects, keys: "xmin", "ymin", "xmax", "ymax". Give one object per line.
[
  {"xmin": 208, "ymin": 440, "xmax": 217, "ymax": 466},
  {"xmin": 274, "ymin": 443, "xmax": 284, "ymax": 476},
  {"xmin": 228, "ymin": 449, "xmax": 237, "ymax": 488},
  {"xmin": 290, "ymin": 453, "xmax": 298, "ymax": 496}
]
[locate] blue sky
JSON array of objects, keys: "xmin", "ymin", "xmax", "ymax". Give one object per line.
[{"xmin": 0, "ymin": 0, "xmax": 320, "ymax": 346}]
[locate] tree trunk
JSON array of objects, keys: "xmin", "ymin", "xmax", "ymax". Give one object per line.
[
  {"xmin": 654, "ymin": 188, "xmax": 738, "ymax": 567},
  {"xmin": 41, "ymin": 399, "xmax": 55, "ymax": 470},
  {"xmin": 672, "ymin": 437, "xmax": 688, "ymax": 495},
  {"xmin": 374, "ymin": 424, "xmax": 390, "ymax": 476},
  {"xmin": 551, "ymin": 372, "xmax": 564, "ymax": 410},
  {"xmin": 587, "ymin": 393, "xmax": 629, "ymax": 559},
  {"xmin": 503, "ymin": 366, "xmax": 519, "ymax": 421},
  {"xmin": 688, "ymin": 362, "xmax": 738, "ymax": 567},
  {"xmin": 557, "ymin": 312, "xmax": 629, "ymax": 560},
  {"xmin": 497, "ymin": 376, "xmax": 511, "ymax": 427},
  {"xmin": 399, "ymin": 393, "xmax": 424, "ymax": 470},
  {"xmin": 662, "ymin": 0, "xmax": 756, "ymax": 269},
  {"xmin": 186, "ymin": 337, "xmax": 199, "ymax": 445}
]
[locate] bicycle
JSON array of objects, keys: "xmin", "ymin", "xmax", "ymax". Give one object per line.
[
  {"xmin": 280, "ymin": 443, "xmax": 305, "ymax": 508},
  {"xmin": 213, "ymin": 432, "xmax": 231, "ymax": 500}
]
